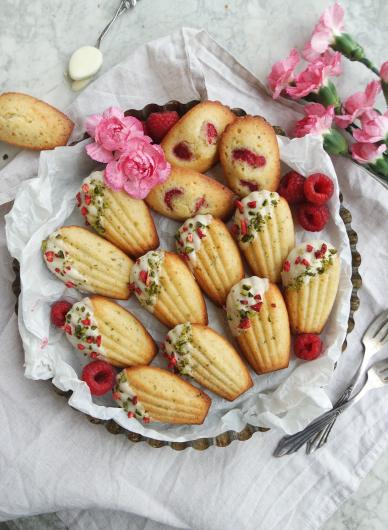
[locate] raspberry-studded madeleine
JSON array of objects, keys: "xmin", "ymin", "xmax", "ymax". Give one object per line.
[
  {"xmin": 145, "ymin": 166, "xmax": 235, "ymax": 221},
  {"xmin": 281, "ymin": 241, "xmax": 340, "ymax": 334},
  {"xmin": 175, "ymin": 214, "xmax": 244, "ymax": 306},
  {"xmin": 219, "ymin": 116, "xmax": 281, "ymax": 197},
  {"xmin": 161, "ymin": 101, "xmax": 236, "ymax": 173},
  {"xmin": 130, "ymin": 250, "xmax": 208, "ymax": 328},
  {"xmin": 232, "ymin": 190, "xmax": 294, "ymax": 283},
  {"xmin": 64, "ymin": 296, "xmax": 157, "ymax": 367},
  {"xmin": 113, "ymin": 366, "xmax": 211, "ymax": 424},
  {"xmin": 163, "ymin": 323, "xmax": 253, "ymax": 401},
  {"xmin": 42, "ymin": 226, "xmax": 133, "ymax": 299},
  {"xmin": 77, "ymin": 171, "xmax": 159, "ymax": 258},
  {"xmin": 226, "ymin": 277, "xmax": 290, "ymax": 374}
]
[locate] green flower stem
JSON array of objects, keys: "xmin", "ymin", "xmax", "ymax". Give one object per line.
[
  {"xmin": 381, "ymin": 82, "xmax": 388, "ymax": 107},
  {"xmin": 358, "ymin": 57, "xmax": 380, "ymax": 76},
  {"xmin": 323, "ymin": 129, "xmax": 348, "ymax": 156}
]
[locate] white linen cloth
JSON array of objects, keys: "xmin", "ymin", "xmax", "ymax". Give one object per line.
[{"xmin": 0, "ymin": 28, "xmax": 388, "ymax": 529}]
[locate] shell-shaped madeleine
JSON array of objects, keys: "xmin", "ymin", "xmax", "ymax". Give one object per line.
[
  {"xmin": 64, "ymin": 296, "xmax": 157, "ymax": 367},
  {"xmin": 164, "ymin": 323, "xmax": 253, "ymax": 401},
  {"xmin": 130, "ymin": 250, "xmax": 208, "ymax": 328},
  {"xmin": 161, "ymin": 101, "xmax": 236, "ymax": 173},
  {"xmin": 145, "ymin": 166, "xmax": 235, "ymax": 221},
  {"xmin": 114, "ymin": 366, "xmax": 211, "ymax": 424},
  {"xmin": 282, "ymin": 240, "xmax": 340, "ymax": 334},
  {"xmin": 219, "ymin": 116, "xmax": 281, "ymax": 197},
  {"xmin": 76, "ymin": 171, "xmax": 159, "ymax": 257},
  {"xmin": 233, "ymin": 190, "xmax": 294, "ymax": 283},
  {"xmin": 42, "ymin": 226, "xmax": 133, "ymax": 299},
  {"xmin": 226, "ymin": 277, "xmax": 290, "ymax": 374},
  {"xmin": 176, "ymin": 215, "xmax": 244, "ymax": 305}
]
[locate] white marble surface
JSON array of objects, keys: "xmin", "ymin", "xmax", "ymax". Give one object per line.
[{"xmin": 0, "ymin": 0, "xmax": 387, "ymax": 528}]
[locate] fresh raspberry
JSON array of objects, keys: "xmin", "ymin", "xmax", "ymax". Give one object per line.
[
  {"xmin": 294, "ymin": 334, "xmax": 323, "ymax": 361},
  {"xmin": 173, "ymin": 141, "xmax": 192, "ymax": 160},
  {"xmin": 278, "ymin": 171, "xmax": 305, "ymax": 204},
  {"xmin": 304, "ymin": 173, "xmax": 334, "ymax": 205},
  {"xmin": 81, "ymin": 360, "xmax": 116, "ymax": 396},
  {"xmin": 296, "ymin": 203, "xmax": 329, "ymax": 232},
  {"xmin": 164, "ymin": 188, "xmax": 183, "ymax": 210},
  {"xmin": 50, "ymin": 300, "xmax": 73, "ymax": 327},
  {"xmin": 232, "ymin": 148, "xmax": 266, "ymax": 168},
  {"xmin": 145, "ymin": 111, "xmax": 179, "ymax": 143}
]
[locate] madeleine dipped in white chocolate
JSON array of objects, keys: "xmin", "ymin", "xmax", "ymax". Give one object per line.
[
  {"xmin": 163, "ymin": 323, "xmax": 253, "ymax": 401},
  {"xmin": 64, "ymin": 296, "xmax": 157, "ymax": 367},
  {"xmin": 281, "ymin": 240, "xmax": 340, "ymax": 334},
  {"xmin": 76, "ymin": 171, "xmax": 159, "ymax": 258},
  {"xmin": 226, "ymin": 277, "xmax": 290, "ymax": 374},
  {"xmin": 232, "ymin": 190, "xmax": 294, "ymax": 283},
  {"xmin": 130, "ymin": 250, "xmax": 208, "ymax": 328},
  {"xmin": 175, "ymin": 214, "xmax": 244, "ymax": 306}
]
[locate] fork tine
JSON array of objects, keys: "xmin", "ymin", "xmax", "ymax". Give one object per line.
[
  {"xmin": 377, "ymin": 325, "xmax": 388, "ymax": 345},
  {"xmin": 373, "ymin": 320, "xmax": 388, "ymax": 340},
  {"xmin": 364, "ymin": 310, "xmax": 388, "ymax": 340}
]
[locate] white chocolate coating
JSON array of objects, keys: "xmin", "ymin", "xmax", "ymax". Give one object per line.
[{"xmin": 226, "ymin": 276, "xmax": 269, "ymax": 336}]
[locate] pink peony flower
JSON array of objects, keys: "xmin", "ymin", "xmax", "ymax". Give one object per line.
[
  {"xmin": 351, "ymin": 142, "xmax": 386, "ymax": 164},
  {"xmin": 334, "ymin": 80, "xmax": 382, "ymax": 128},
  {"xmin": 380, "ymin": 61, "xmax": 388, "ymax": 83},
  {"xmin": 104, "ymin": 136, "xmax": 171, "ymax": 199},
  {"xmin": 85, "ymin": 107, "xmax": 145, "ymax": 163},
  {"xmin": 294, "ymin": 103, "xmax": 335, "ymax": 137},
  {"xmin": 286, "ymin": 51, "xmax": 341, "ymax": 99},
  {"xmin": 303, "ymin": 2, "xmax": 345, "ymax": 61},
  {"xmin": 268, "ymin": 48, "xmax": 301, "ymax": 99},
  {"xmin": 353, "ymin": 110, "xmax": 388, "ymax": 143}
]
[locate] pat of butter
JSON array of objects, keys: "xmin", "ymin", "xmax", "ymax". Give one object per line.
[
  {"xmin": 68, "ymin": 46, "xmax": 103, "ymax": 81},
  {"xmin": 71, "ymin": 77, "xmax": 93, "ymax": 91}
]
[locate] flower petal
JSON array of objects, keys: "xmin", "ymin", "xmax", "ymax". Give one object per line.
[
  {"xmin": 85, "ymin": 113, "xmax": 102, "ymax": 138},
  {"xmin": 104, "ymin": 161, "xmax": 125, "ymax": 191},
  {"xmin": 85, "ymin": 142, "xmax": 114, "ymax": 163}
]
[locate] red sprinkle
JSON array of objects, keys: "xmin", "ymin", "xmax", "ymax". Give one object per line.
[
  {"xmin": 302, "ymin": 258, "xmax": 310, "ymax": 267},
  {"xmin": 96, "ymin": 335, "xmax": 102, "ymax": 347},
  {"xmin": 86, "ymin": 337, "xmax": 94, "ymax": 344},
  {"xmin": 321, "ymin": 243, "xmax": 327, "ymax": 254},
  {"xmin": 76, "ymin": 192, "xmax": 81, "ymax": 207},
  {"xmin": 254, "ymin": 294, "xmax": 262, "ymax": 301},
  {"xmin": 182, "ymin": 226, "xmax": 188, "ymax": 232},
  {"xmin": 135, "ymin": 287, "xmax": 142, "ymax": 296},
  {"xmin": 239, "ymin": 317, "xmax": 251, "ymax": 329},
  {"xmin": 77, "ymin": 344, "xmax": 85, "ymax": 351},
  {"xmin": 132, "ymin": 396, "xmax": 138, "ymax": 405},
  {"xmin": 283, "ymin": 260, "xmax": 291, "ymax": 272},
  {"xmin": 128, "ymin": 282, "xmax": 136, "ymax": 292},
  {"xmin": 55, "ymin": 267, "xmax": 60, "ymax": 273},
  {"xmin": 247, "ymin": 201, "xmax": 257, "ymax": 208},
  {"xmin": 65, "ymin": 281, "xmax": 75, "ymax": 288},
  {"xmin": 90, "ymin": 352, "xmax": 98, "ymax": 359},
  {"xmin": 240, "ymin": 219, "xmax": 247, "ymax": 235},
  {"xmin": 231, "ymin": 224, "xmax": 239, "ymax": 235},
  {"xmin": 187, "ymin": 233, "xmax": 193, "ymax": 243},
  {"xmin": 82, "ymin": 183, "xmax": 89, "ymax": 193},
  {"xmin": 139, "ymin": 270, "xmax": 148, "ymax": 285},
  {"xmin": 45, "ymin": 251, "xmax": 54, "ymax": 263},
  {"xmin": 196, "ymin": 227, "xmax": 205, "ymax": 239},
  {"xmin": 127, "ymin": 411, "xmax": 135, "ymax": 418},
  {"xmin": 84, "ymin": 194, "xmax": 91, "ymax": 205},
  {"xmin": 240, "ymin": 300, "xmax": 248, "ymax": 305},
  {"xmin": 64, "ymin": 324, "xmax": 72, "ymax": 335},
  {"xmin": 143, "ymin": 417, "xmax": 151, "ymax": 424},
  {"xmin": 306, "ymin": 244, "xmax": 313, "ymax": 252},
  {"xmin": 251, "ymin": 302, "xmax": 262, "ymax": 312},
  {"xmin": 235, "ymin": 200, "xmax": 244, "ymax": 213},
  {"xmin": 295, "ymin": 256, "xmax": 301, "ymax": 265},
  {"xmin": 82, "ymin": 318, "xmax": 91, "ymax": 326},
  {"xmin": 112, "ymin": 392, "xmax": 121, "ymax": 400},
  {"xmin": 81, "ymin": 207, "xmax": 88, "ymax": 217}
]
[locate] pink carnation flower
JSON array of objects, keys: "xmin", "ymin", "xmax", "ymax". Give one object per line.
[
  {"xmin": 353, "ymin": 110, "xmax": 388, "ymax": 143},
  {"xmin": 334, "ymin": 81, "xmax": 382, "ymax": 128},
  {"xmin": 303, "ymin": 2, "xmax": 345, "ymax": 61},
  {"xmin": 380, "ymin": 61, "xmax": 388, "ymax": 83},
  {"xmin": 351, "ymin": 142, "xmax": 386, "ymax": 164},
  {"xmin": 104, "ymin": 136, "xmax": 171, "ymax": 199},
  {"xmin": 294, "ymin": 103, "xmax": 334, "ymax": 137},
  {"xmin": 268, "ymin": 48, "xmax": 301, "ymax": 99},
  {"xmin": 286, "ymin": 51, "xmax": 341, "ymax": 99},
  {"xmin": 85, "ymin": 107, "xmax": 145, "ymax": 163}
]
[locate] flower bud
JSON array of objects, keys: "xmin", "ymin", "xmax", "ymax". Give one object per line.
[{"xmin": 322, "ymin": 129, "xmax": 348, "ymax": 155}]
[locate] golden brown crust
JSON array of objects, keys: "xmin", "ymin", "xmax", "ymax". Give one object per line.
[
  {"xmin": 124, "ymin": 366, "xmax": 211, "ymax": 424},
  {"xmin": 238, "ymin": 197, "xmax": 295, "ymax": 283},
  {"xmin": 284, "ymin": 255, "xmax": 341, "ymax": 334},
  {"xmin": 153, "ymin": 252, "xmax": 208, "ymax": 328},
  {"xmin": 0, "ymin": 92, "xmax": 74, "ymax": 150},
  {"xmin": 189, "ymin": 324, "xmax": 253, "ymax": 400},
  {"xmin": 161, "ymin": 101, "xmax": 236, "ymax": 173},
  {"xmin": 235, "ymin": 283, "xmax": 290, "ymax": 374},
  {"xmin": 90, "ymin": 296, "xmax": 157, "ymax": 367},
  {"xmin": 145, "ymin": 166, "xmax": 235, "ymax": 221},
  {"xmin": 191, "ymin": 219, "xmax": 244, "ymax": 306},
  {"xmin": 219, "ymin": 115, "xmax": 281, "ymax": 197}
]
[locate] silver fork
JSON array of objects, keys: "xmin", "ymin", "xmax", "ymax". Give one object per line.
[
  {"xmin": 306, "ymin": 310, "xmax": 388, "ymax": 454},
  {"xmin": 273, "ymin": 310, "xmax": 388, "ymax": 457},
  {"xmin": 274, "ymin": 358, "xmax": 388, "ymax": 457}
]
